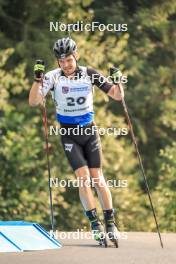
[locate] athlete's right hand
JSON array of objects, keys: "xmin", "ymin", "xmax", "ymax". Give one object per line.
[{"xmin": 34, "ymin": 59, "xmax": 45, "ymax": 80}]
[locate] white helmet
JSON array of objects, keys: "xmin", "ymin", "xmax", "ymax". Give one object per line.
[{"xmin": 53, "ymin": 37, "xmax": 77, "ymax": 59}]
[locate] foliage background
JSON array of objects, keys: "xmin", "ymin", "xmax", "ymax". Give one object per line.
[{"xmin": 0, "ymin": 0, "xmax": 175, "ymax": 232}]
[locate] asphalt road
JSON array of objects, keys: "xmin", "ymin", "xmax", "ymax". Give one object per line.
[{"xmin": 0, "ymin": 232, "xmax": 175, "ymax": 264}]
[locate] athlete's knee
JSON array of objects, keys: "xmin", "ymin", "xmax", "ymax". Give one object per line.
[
  {"xmin": 75, "ymin": 166, "xmax": 91, "ymax": 187},
  {"xmin": 89, "ymin": 168, "xmax": 107, "ymax": 189}
]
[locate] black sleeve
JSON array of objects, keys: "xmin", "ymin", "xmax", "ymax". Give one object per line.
[{"xmin": 87, "ymin": 67, "xmax": 113, "ymax": 93}]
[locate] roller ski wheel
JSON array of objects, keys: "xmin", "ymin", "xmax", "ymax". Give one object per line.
[
  {"xmin": 109, "ymin": 236, "xmax": 118, "ymax": 248},
  {"xmin": 99, "ymin": 235, "xmax": 108, "ymax": 248}
]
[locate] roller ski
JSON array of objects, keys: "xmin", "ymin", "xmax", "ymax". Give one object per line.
[
  {"xmin": 85, "ymin": 209, "xmax": 108, "ymax": 247},
  {"xmin": 91, "ymin": 220, "xmax": 108, "ymax": 248},
  {"xmin": 103, "ymin": 209, "xmax": 119, "ymax": 248},
  {"xmin": 105, "ymin": 220, "xmax": 119, "ymax": 248}
]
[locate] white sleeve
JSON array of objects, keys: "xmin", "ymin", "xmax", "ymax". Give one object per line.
[{"xmin": 39, "ymin": 71, "xmax": 54, "ymax": 97}]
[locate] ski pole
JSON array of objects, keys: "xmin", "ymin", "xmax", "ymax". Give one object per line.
[
  {"xmin": 41, "ymin": 100, "xmax": 55, "ymax": 236},
  {"xmin": 110, "ymin": 67, "xmax": 164, "ymax": 248},
  {"xmin": 36, "ymin": 59, "xmax": 55, "ymax": 235}
]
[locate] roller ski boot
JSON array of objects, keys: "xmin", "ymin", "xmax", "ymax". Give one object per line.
[
  {"xmin": 104, "ymin": 209, "xmax": 119, "ymax": 248},
  {"xmin": 91, "ymin": 220, "xmax": 107, "ymax": 248},
  {"xmin": 85, "ymin": 208, "xmax": 107, "ymax": 248}
]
